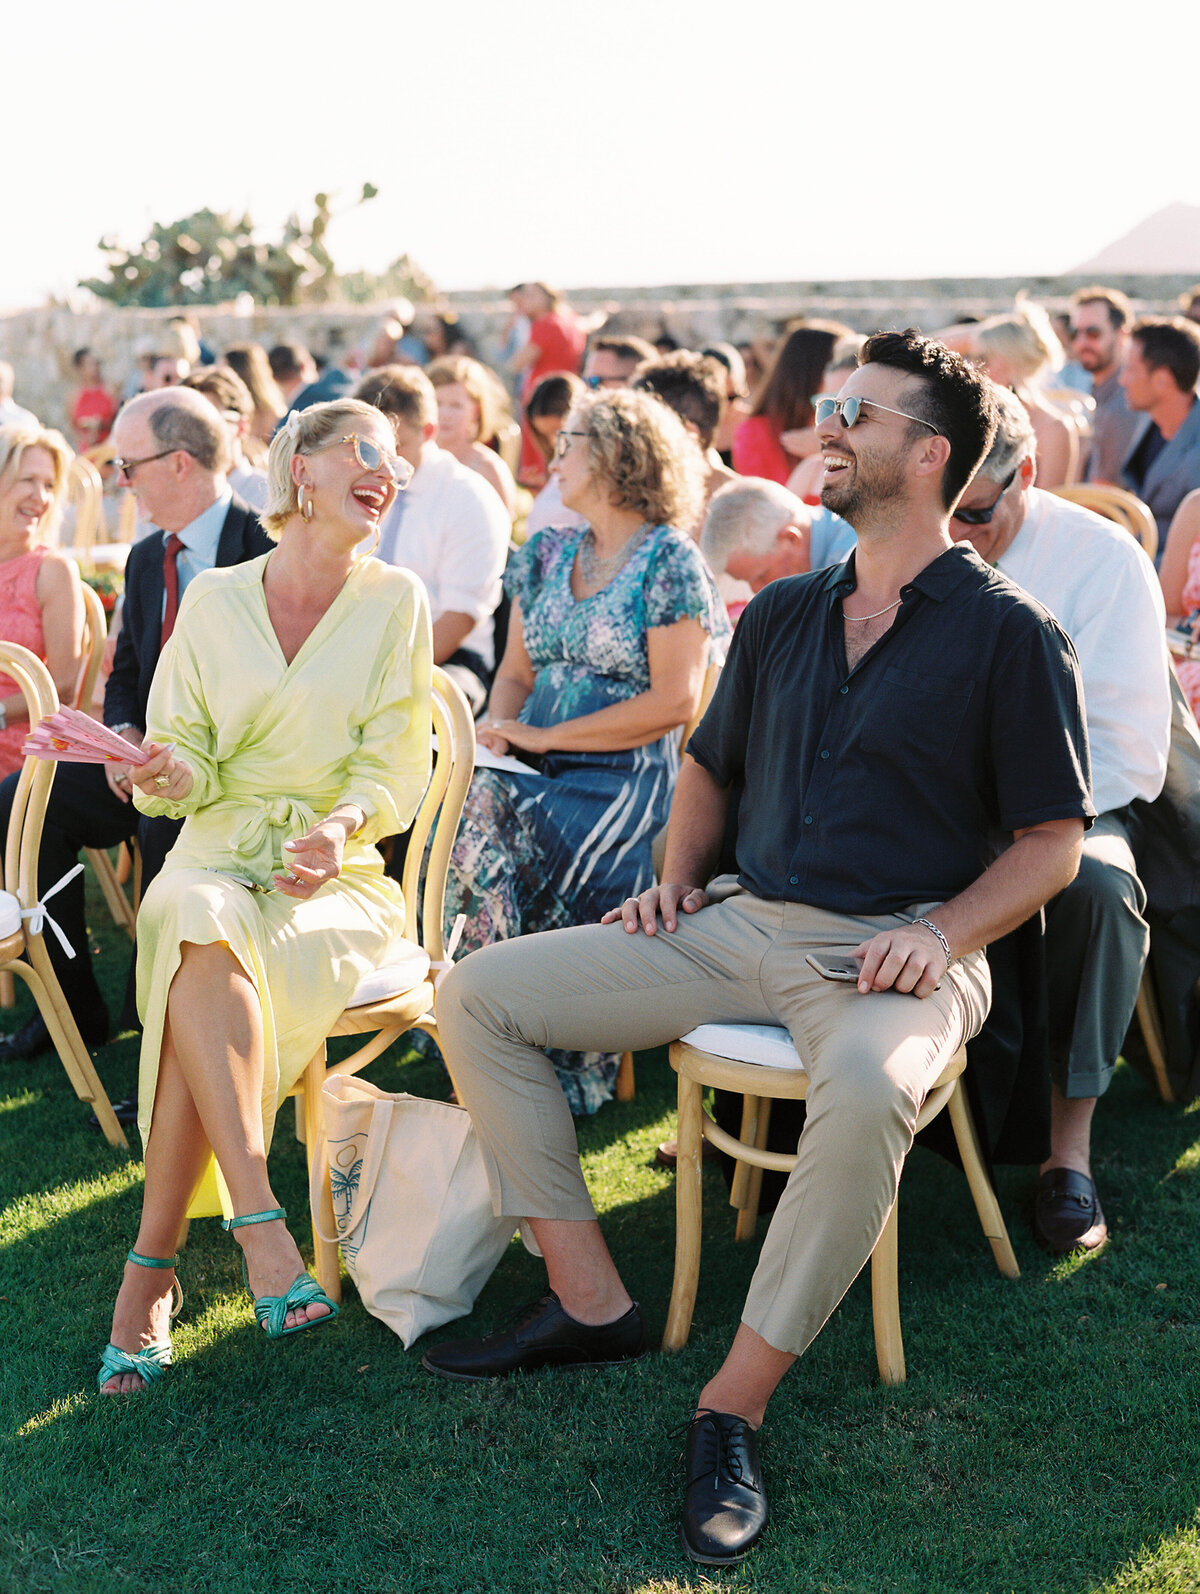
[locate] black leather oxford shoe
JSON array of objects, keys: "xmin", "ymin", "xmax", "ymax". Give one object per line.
[{"xmin": 680, "ymin": 1409, "xmax": 769, "ymax": 1566}]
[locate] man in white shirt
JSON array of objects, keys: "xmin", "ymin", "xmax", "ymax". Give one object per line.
[
  {"xmin": 950, "ymin": 385, "xmax": 1172, "ymax": 1255},
  {"xmin": 356, "ymin": 365, "xmax": 509, "ymax": 714}
]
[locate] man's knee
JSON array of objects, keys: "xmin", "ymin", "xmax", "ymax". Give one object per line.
[
  {"xmin": 1064, "ymin": 847, "xmax": 1145, "ymax": 920},
  {"xmin": 1049, "ymin": 848, "xmax": 1147, "ymax": 965},
  {"xmin": 803, "ymin": 1044, "xmax": 922, "ymax": 1139},
  {"xmin": 436, "ymin": 941, "xmax": 527, "ymax": 1051}
]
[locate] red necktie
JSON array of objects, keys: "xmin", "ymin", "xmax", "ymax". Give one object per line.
[{"xmin": 161, "ymin": 534, "xmax": 184, "ymax": 647}]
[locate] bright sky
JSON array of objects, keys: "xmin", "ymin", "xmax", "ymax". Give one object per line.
[{"xmin": 5, "ymin": 0, "xmax": 1192, "ymax": 313}]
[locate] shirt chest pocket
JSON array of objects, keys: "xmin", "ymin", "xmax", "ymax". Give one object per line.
[{"xmin": 857, "ymin": 666, "xmax": 974, "ymax": 769}]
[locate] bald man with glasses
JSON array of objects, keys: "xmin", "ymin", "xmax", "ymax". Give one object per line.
[{"xmin": 0, "ymin": 390, "xmax": 272, "ymax": 1082}]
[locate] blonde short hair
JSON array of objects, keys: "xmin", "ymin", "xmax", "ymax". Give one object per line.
[
  {"xmin": 0, "ymin": 423, "xmax": 74, "ymax": 538},
  {"xmin": 263, "ymin": 398, "xmax": 394, "ymax": 537},
  {"xmin": 426, "ymin": 356, "xmax": 508, "ymax": 442},
  {"xmin": 570, "ymin": 389, "xmax": 705, "ymax": 530},
  {"xmin": 973, "ymin": 297, "xmax": 1061, "ymax": 386}
]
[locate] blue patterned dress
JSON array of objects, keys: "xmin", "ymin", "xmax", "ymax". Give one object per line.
[{"xmin": 444, "ymin": 522, "xmax": 730, "ymax": 1114}]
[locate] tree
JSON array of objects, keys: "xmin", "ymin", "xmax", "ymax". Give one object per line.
[{"xmin": 79, "ymin": 185, "xmax": 423, "ymax": 308}]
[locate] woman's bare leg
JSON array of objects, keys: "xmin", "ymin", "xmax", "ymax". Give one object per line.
[
  {"xmin": 100, "ymin": 1027, "xmax": 212, "ymax": 1394},
  {"xmin": 101, "ymin": 941, "xmax": 326, "ymax": 1392}
]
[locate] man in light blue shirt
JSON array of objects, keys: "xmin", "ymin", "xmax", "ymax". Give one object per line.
[{"xmin": 701, "ymin": 477, "xmax": 855, "ymax": 618}]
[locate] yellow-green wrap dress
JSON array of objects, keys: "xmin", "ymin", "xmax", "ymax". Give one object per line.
[{"xmin": 132, "ymin": 553, "xmax": 433, "ymax": 1216}]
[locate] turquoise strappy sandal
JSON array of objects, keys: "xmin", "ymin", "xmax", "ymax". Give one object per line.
[
  {"xmin": 96, "ymin": 1249, "xmax": 182, "ymax": 1394},
  {"xmin": 221, "ymin": 1207, "xmax": 339, "ymax": 1339}
]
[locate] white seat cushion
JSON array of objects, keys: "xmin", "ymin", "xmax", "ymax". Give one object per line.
[
  {"xmin": 680, "ymin": 1022, "xmax": 806, "ymax": 1072},
  {"xmin": 0, "ymin": 891, "xmax": 22, "ymax": 938},
  {"xmin": 346, "ymin": 943, "xmax": 431, "ymax": 1007}
]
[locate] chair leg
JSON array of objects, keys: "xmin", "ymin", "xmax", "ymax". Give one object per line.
[
  {"xmin": 0, "ymin": 969, "xmax": 13, "ymax": 1009},
  {"xmin": 663, "ymin": 1073, "xmax": 705, "ymax": 1351},
  {"xmin": 293, "ymin": 1089, "xmax": 306, "ymax": 1144},
  {"xmin": 729, "ymin": 1093, "xmax": 761, "ymax": 1212},
  {"xmin": 946, "ymin": 1080, "xmax": 1020, "ymax": 1280},
  {"xmin": 870, "ymin": 1200, "xmax": 905, "ymax": 1385},
  {"xmin": 734, "ymin": 1097, "xmax": 773, "ymax": 1243},
  {"xmin": 86, "ymin": 846, "xmax": 136, "ymax": 939},
  {"xmin": 25, "ymin": 968, "xmax": 128, "ymax": 1148},
  {"xmin": 616, "ymin": 1050, "xmax": 635, "ymax": 1101},
  {"xmin": 301, "ymin": 1049, "xmax": 341, "ymax": 1303},
  {"xmin": 1135, "ymin": 967, "xmax": 1175, "ymax": 1105}
]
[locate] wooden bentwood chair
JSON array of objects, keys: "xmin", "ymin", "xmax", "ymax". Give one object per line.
[
  {"xmin": 0, "ymin": 641, "xmax": 127, "ymax": 1147},
  {"xmin": 1051, "ymin": 483, "xmax": 1158, "ymax": 563},
  {"xmin": 614, "ymin": 658, "xmax": 723, "ymax": 1103},
  {"xmin": 661, "ymin": 1022, "xmax": 1019, "ymax": 1384},
  {"xmin": 289, "ymin": 666, "xmax": 475, "ymax": 1301}
]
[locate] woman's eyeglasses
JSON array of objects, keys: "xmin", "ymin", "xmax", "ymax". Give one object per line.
[
  {"xmin": 813, "ymin": 395, "xmax": 942, "ymax": 436},
  {"xmin": 553, "ymin": 430, "xmax": 590, "ymax": 459}
]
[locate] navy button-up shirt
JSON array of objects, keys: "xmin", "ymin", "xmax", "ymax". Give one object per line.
[{"xmin": 688, "ymin": 543, "xmax": 1094, "ymax": 916}]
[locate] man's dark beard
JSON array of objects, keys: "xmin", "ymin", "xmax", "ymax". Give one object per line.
[{"xmin": 821, "ymin": 452, "xmax": 908, "ymax": 526}]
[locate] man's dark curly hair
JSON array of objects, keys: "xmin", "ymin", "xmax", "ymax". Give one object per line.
[{"xmin": 859, "ymin": 329, "xmax": 998, "ymax": 508}]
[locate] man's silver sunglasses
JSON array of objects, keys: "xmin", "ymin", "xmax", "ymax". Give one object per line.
[{"xmin": 814, "ymin": 395, "xmax": 942, "ymax": 437}]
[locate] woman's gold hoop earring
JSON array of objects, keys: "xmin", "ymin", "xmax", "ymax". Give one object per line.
[
  {"xmin": 299, "ymin": 487, "xmax": 314, "ymax": 523},
  {"xmin": 359, "ymin": 524, "xmax": 380, "ymax": 558}
]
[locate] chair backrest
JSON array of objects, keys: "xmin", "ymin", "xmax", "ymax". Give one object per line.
[
  {"xmin": 75, "ymin": 581, "xmax": 108, "ymax": 712},
  {"xmin": 65, "ymin": 456, "xmax": 105, "ymax": 558},
  {"xmin": 0, "ymin": 642, "xmax": 60, "ymax": 907},
  {"xmin": 680, "ymin": 659, "xmax": 722, "ymax": 755},
  {"xmin": 400, "ymin": 665, "xmax": 476, "ymax": 963},
  {"xmin": 1052, "ymin": 483, "xmax": 1158, "ymax": 562}
]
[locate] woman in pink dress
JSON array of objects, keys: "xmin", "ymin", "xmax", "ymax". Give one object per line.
[
  {"xmin": 732, "ymin": 320, "xmax": 852, "ymax": 484},
  {"xmin": 0, "ymin": 425, "xmax": 86, "ymax": 773},
  {"xmin": 68, "ymin": 349, "xmax": 118, "ymax": 453},
  {"xmin": 509, "ymin": 283, "xmax": 591, "ymax": 486}
]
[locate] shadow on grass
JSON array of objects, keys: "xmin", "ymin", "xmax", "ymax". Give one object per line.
[{"xmin": 6, "ymin": 884, "xmax": 1200, "ymax": 1589}]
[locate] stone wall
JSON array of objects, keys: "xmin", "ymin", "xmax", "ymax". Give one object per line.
[{"xmin": 3, "ymin": 272, "xmax": 1195, "ymax": 435}]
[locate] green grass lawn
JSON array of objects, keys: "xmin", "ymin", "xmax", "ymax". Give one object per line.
[{"xmin": 3, "ymin": 863, "xmax": 1200, "ymax": 1593}]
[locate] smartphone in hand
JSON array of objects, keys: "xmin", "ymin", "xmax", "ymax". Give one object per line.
[{"xmin": 805, "ymin": 951, "xmax": 863, "ymax": 982}]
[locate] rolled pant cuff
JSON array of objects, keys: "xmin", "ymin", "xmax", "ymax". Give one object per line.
[{"xmin": 1052, "ymin": 1063, "xmax": 1114, "ymax": 1101}]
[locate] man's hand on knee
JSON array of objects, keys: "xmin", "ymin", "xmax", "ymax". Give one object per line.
[
  {"xmin": 601, "ymin": 883, "xmax": 710, "ymax": 935},
  {"xmin": 853, "ymin": 923, "xmax": 948, "ymax": 997}
]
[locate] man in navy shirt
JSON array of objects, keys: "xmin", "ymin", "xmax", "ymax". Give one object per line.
[{"xmin": 424, "ymin": 333, "xmax": 1094, "ymax": 1566}]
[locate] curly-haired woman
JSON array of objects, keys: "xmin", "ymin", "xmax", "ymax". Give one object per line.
[{"xmin": 442, "ymin": 388, "xmax": 729, "ymax": 1113}]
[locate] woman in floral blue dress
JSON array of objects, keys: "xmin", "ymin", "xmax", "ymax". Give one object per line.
[{"xmin": 444, "ymin": 389, "xmax": 730, "ymax": 1113}]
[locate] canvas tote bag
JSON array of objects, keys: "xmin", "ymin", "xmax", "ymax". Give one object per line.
[{"xmin": 312, "ymin": 1075, "xmax": 517, "ymax": 1347}]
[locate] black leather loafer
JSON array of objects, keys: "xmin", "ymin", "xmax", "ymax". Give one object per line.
[
  {"xmin": 1034, "ymin": 1167, "xmax": 1107, "ymax": 1255},
  {"xmin": 0, "ymin": 1015, "xmax": 52, "ymax": 1063},
  {"xmin": 420, "ymin": 1291, "xmax": 646, "ymax": 1382},
  {"xmin": 89, "ymin": 1094, "xmax": 139, "ymax": 1130},
  {"xmin": 680, "ymin": 1409, "xmax": 769, "ymax": 1566}
]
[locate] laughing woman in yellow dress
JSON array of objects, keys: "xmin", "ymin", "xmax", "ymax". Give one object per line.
[{"xmin": 98, "ymin": 399, "xmax": 432, "ymax": 1394}]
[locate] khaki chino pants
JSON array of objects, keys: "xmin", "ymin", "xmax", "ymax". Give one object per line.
[{"xmin": 435, "ymin": 891, "xmax": 991, "ymax": 1357}]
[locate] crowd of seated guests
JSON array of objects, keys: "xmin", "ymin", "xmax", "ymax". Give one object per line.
[{"xmin": 3, "ymin": 278, "xmax": 1200, "ymax": 1143}]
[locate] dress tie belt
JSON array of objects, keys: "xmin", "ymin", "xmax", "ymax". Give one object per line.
[{"xmin": 228, "ymin": 796, "xmax": 317, "ymax": 863}]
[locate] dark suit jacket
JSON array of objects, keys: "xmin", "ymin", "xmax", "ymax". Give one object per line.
[{"xmin": 104, "ymin": 494, "xmax": 274, "ymax": 730}]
